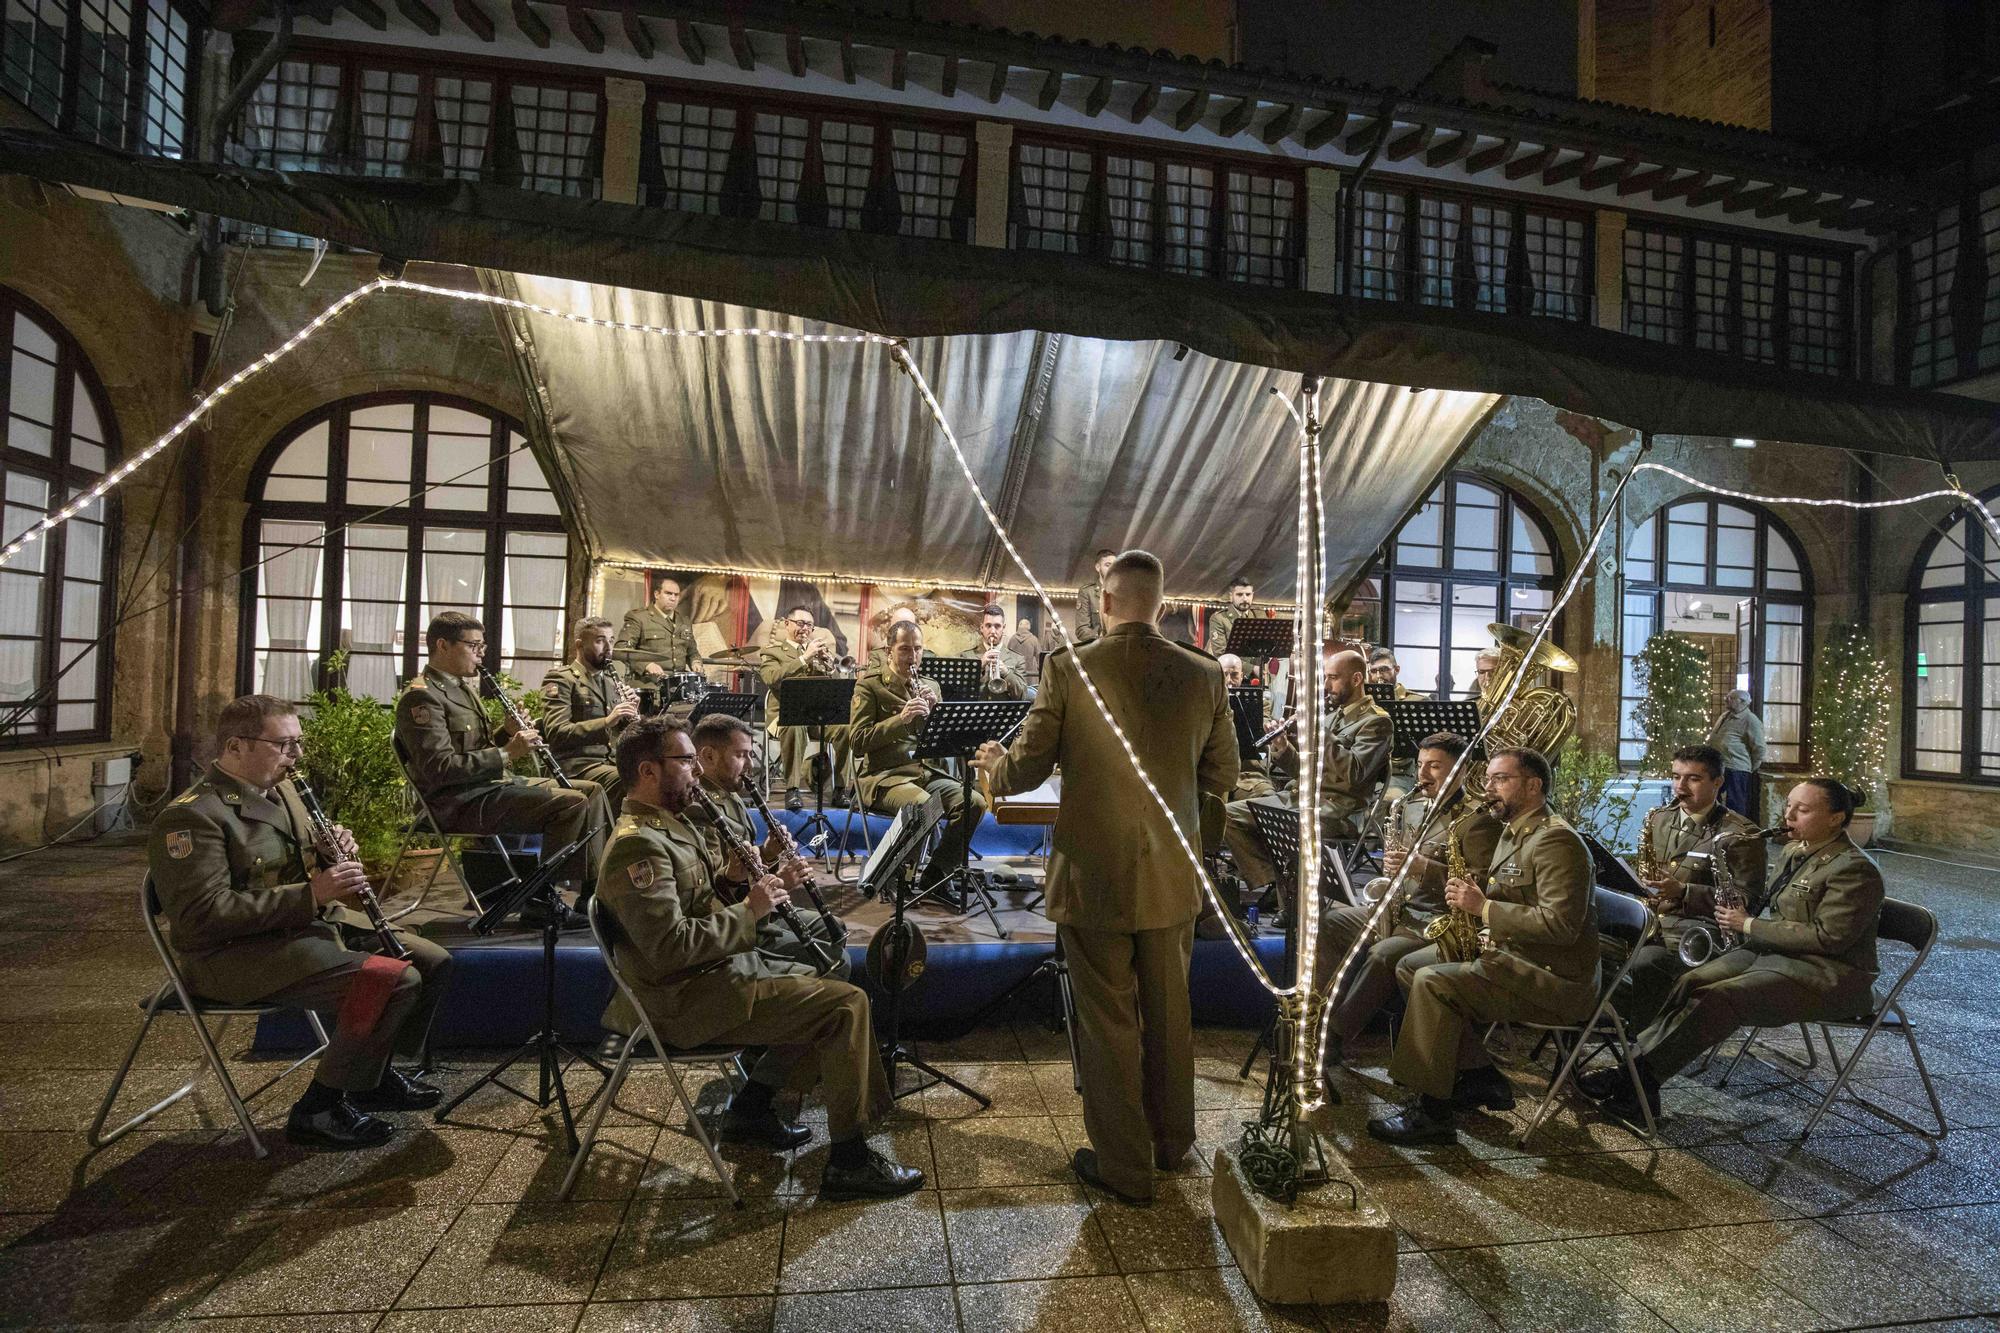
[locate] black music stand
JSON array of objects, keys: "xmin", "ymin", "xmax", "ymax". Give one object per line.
[
  {"xmin": 907, "ymin": 699, "xmax": 1032, "ymax": 938},
  {"xmin": 689, "ymin": 691, "xmax": 754, "ymax": 725},
  {"xmin": 1363, "ymin": 682, "xmax": 1398, "ymax": 709},
  {"xmin": 1385, "ymin": 699, "xmax": 1484, "ymax": 759},
  {"xmin": 776, "ymin": 677, "xmax": 854, "ymax": 850},
  {"xmin": 924, "ymin": 657, "xmax": 984, "ymax": 702},
  {"xmin": 1237, "ymin": 797, "xmax": 1358, "ymax": 1081},
  {"xmin": 1580, "ymin": 832, "xmax": 1652, "ymax": 901},
  {"xmin": 1229, "ymin": 685, "xmax": 1270, "ymax": 759},
  {"xmin": 1224, "ymin": 617, "xmax": 1295, "ymax": 664},
  {"xmin": 862, "ymin": 797, "xmax": 991, "ymax": 1108}
]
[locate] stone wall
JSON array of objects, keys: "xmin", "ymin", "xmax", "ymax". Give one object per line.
[{"xmin": 1589, "ymin": 0, "xmax": 1772, "ymax": 129}]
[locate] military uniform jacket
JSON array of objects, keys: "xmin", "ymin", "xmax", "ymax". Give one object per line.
[
  {"xmin": 1478, "ymin": 807, "xmax": 1601, "ymax": 1019},
  {"xmin": 615, "ymin": 605, "xmax": 696, "ymax": 673},
  {"xmin": 395, "ymin": 666, "xmax": 517, "ymax": 808},
  {"xmin": 1205, "ymin": 607, "xmax": 1238, "ymax": 656},
  {"xmin": 847, "ymin": 667, "xmax": 935, "ymax": 805},
  {"xmin": 596, "ymin": 798, "xmax": 811, "ymax": 1047},
  {"xmin": 1073, "ymin": 580, "xmax": 1105, "ymax": 644},
  {"xmin": 149, "ymin": 764, "xmax": 373, "ymax": 1003},
  {"xmin": 989, "ymin": 623, "xmax": 1239, "ymax": 932},
  {"xmin": 1273, "ymin": 695, "xmax": 1393, "ymax": 820},
  {"xmin": 757, "ymin": 637, "xmax": 829, "ymax": 731},
  {"xmin": 1646, "ymin": 801, "xmax": 1767, "ymax": 930},
  {"xmin": 959, "ymin": 645, "xmax": 1030, "ymax": 699},
  {"xmin": 686, "ymin": 777, "xmax": 760, "ymax": 885},
  {"xmin": 540, "ymin": 660, "xmax": 631, "ymax": 762},
  {"xmin": 1390, "ymin": 791, "xmax": 1503, "ymax": 918},
  {"xmin": 1740, "ymin": 833, "xmax": 1881, "ymax": 998}
]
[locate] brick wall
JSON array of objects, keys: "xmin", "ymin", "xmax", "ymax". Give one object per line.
[{"xmin": 1589, "ymin": 0, "xmax": 1772, "ymax": 130}]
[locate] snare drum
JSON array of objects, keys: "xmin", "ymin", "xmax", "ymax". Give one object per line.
[{"xmin": 668, "ymin": 672, "xmax": 710, "ymax": 703}]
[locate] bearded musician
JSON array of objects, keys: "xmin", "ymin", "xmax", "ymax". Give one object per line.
[{"xmin": 540, "ymin": 616, "xmax": 641, "ymax": 806}]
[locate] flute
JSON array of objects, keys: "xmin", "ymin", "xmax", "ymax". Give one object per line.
[{"xmin": 290, "ymin": 772, "xmax": 410, "ymax": 960}]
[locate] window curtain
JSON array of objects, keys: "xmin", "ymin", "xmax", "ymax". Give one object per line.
[
  {"xmin": 358, "ymin": 68, "xmax": 418, "ymax": 176},
  {"xmin": 244, "ymin": 59, "xmax": 339, "ymax": 168},
  {"xmin": 504, "ymin": 533, "xmax": 565, "ymax": 691},
  {"xmin": 258, "ymin": 519, "xmax": 322, "ymax": 701},
  {"xmin": 345, "ymin": 525, "xmax": 407, "ymax": 701},
  {"xmin": 1161, "ymin": 162, "xmax": 1211, "ymax": 277},
  {"xmin": 1103, "ymin": 155, "xmax": 1153, "ymax": 267},
  {"xmin": 1416, "ymin": 197, "xmax": 1460, "ymax": 306},
  {"xmin": 1355, "ymin": 189, "xmax": 1403, "ymax": 300},
  {"xmin": 433, "ymin": 77, "xmax": 491, "ymax": 180},
  {"xmin": 753, "ymin": 112, "xmax": 806, "ymax": 224},
  {"xmin": 1468, "ymin": 205, "xmax": 1510, "ymax": 313}
]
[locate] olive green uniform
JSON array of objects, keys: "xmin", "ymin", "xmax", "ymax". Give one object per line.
[
  {"xmin": 1223, "ymin": 694, "xmax": 1392, "ymax": 889},
  {"xmin": 1204, "ymin": 606, "xmax": 1239, "ymax": 656},
  {"xmin": 987, "ymin": 623, "xmax": 1239, "ymax": 1202},
  {"xmin": 687, "ymin": 775, "xmax": 851, "ymax": 980},
  {"xmin": 394, "ymin": 665, "xmax": 607, "ymax": 896},
  {"xmin": 1635, "ymin": 833, "xmax": 1881, "ymax": 1081},
  {"xmin": 614, "ymin": 605, "xmax": 698, "ymax": 676},
  {"xmin": 1073, "ymin": 580, "xmax": 1105, "ymax": 645},
  {"xmin": 957, "ymin": 644, "xmax": 1030, "ymax": 699},
  {"xmin": 848, "ymin": 666, "xmax": 985, "ymax": 884},
  {"xmin": 1322, "ymin": 791, "xmax": 1502, "ymax": 1042},
  {"xmin": 595, "ymin": 798, "xmax": 890, "ymax": 1137},
  {"xmin": 758, "ymin": 637, "xmax": 849, "ymax": 793},
  {"xmin": 1616, "ymin": 801, "xmax": 1767, "ymax": 1027},
  {"xmin": 1389, "ymin": 807, "xmax": 1600, "ymax": 1101},
  {"xmin": 149, "ymin": 764, "xmax": 453, "ymax": 1091},
  {"xmin": 539, "ymin": 658, "xmax": 634, "ymax": 805}
]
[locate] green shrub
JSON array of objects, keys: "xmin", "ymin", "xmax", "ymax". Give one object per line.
[
  {"xmin": 1632, "ymin": 631, "xmax": 1710, "ymax": 777},
  {"xmin": 296, "ymin": 653, "xmax": 406, "ymax": 869},
  {"xmin": 1550, "ymin": 737, "xmax": 1639, "ymax": 848}
]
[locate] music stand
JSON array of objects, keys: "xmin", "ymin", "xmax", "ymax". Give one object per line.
[
  {"xmin": 908, "ymin": 699, "xmax": 1033, "ymax": 937},
  {"xmin": 689, "ymin": 691, "xmax": 754, "ymax": 725},
  {"xmin": 1363, "ymin": 682, "xmax": 1398, "ymax": 709},
  {"xmin": 1228, "ymin": 685, "xmax": 1269, "ymax": 760},
  {"xmin": 863, "ymin": 797, "xmax": 992, "ymax": 1109},
  {"xmin": 1386, "ymin": 699, "xmax": 1484, "ymax": 760},
  {"xmin": 776, "ymin": 677, "xmax": 855, "ymax": 850},
  {"xmin": 1580, "ymin": 831, "xmax": 1653, "ymax": 901},
  {"xmin": 1225, "ymin": 617, "xmax": 1295, "ymax": 664},
  {"xmin": 923, "ymin": 657, "xmax": 984, "ymax": 702},
  {"xmin": 1237, "ymin": 797, "xmax": 1358, "ymax": 1080}
]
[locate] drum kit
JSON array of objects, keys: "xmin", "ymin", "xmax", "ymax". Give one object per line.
[{"xmin": 635, "ymin": 647, "xmax": 760, "ymax": 715}]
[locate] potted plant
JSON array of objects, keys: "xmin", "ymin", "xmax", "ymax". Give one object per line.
[
  {"xmin": 1632, "ymin": 631, "xmax": 1710, "ymax": 776},
  {"xmin": 297, "ymin": 652, "xmax": 411, "ymax": 881},
  {"xmin": 1551, "ymin": 737, "xmax": 1640, "ymax": 848},
  {"xmin": 1810, "ymin": 622, "xmax": 1893, "ymax": 844}
]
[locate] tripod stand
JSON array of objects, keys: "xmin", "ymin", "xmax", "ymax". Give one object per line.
[
  {"xmin": 434, "ymin": 838, "xmax": 608, "ymax": 1153},
  {"xmin": 966, "ymin": 937, "xmax": 1082, "ymax": 1095}
]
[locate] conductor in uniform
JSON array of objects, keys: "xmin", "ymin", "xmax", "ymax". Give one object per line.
[
  {"xmin": 1369, "ymin": 746, "xmax": 1599, "ymax": 1145},
  {"xmin": 151, "ymin": 694, "xmax": 451, "ymax": 1149},
  {"xmin": 615, "ymin": 575, "xmax": 699, "ymax": 679},
  {"xmin": 595, "ymin": 717, "xmax": 923, "ymax": 1198},
  {"xmin": 978, "ymin": 549, "xmax": 1239, "ymax": 1205},
  {"xmin": 540, "ymin": 616, "xmax": 640, "ymax": 805}
]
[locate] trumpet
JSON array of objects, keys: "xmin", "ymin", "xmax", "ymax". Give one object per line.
[
  {"xmin": 289, "ymin": 772, "xmax": 408, "ymax": 960},
  {"xmin": 688, "ymin": 786, "xmax": 839, "ymax": 974},
  {"xmin": 804, "ymin": 640, "xmax": 836, "ymax": 673},
  {"xmin": 480, "ymin": 668, "xmax": 573, "ymax": 789}
]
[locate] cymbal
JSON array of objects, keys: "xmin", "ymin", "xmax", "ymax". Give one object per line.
[
  {"xmin": 702, "ymin": 650, "xmax": 758, "ymax": 666},
  {"xmin": 1489, "ymin": 622, "xmax": 1579, "ymax": 675}
]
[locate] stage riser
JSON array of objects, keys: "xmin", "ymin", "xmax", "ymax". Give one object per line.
[
  {"xmin": 768, "ymin": 808, "xmax": 1049, "ymax": 859},
  {"xmin": 252, "ymin": 934, "xmax": 1287, "ymax": 1050}
]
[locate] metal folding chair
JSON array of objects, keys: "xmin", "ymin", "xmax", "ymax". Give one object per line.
[
  {"xmin": 90, "ymin": 877, "xmax": 331, "ymax": 1159},
  {"xmin": 380, "ymin": 733, "xmax": 532, "ymax": 919},
  {"xmin": 1512, "ymin": 887, "xmax": 1661, "ymax": 1147},
  {"xmin": 563, "ymin": 895, "xmax": 750, "ymax": 1204},
  {"xmin": 1716, "ymin": 897, "xmax": 1947, "ymax": 1141}
]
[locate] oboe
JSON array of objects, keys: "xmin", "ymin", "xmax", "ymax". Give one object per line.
[
  {"xmin": 479, "ymin": 667, "xmax": 573, "ymax": 789},
  {"xmin": 688, "ymin": 786, "xmax": 840, "ymax": 975},
  {"xmin": 740, "ymin": 774, "xmax": 849, "ymax": 952},
  {"xmin": 290, "ymin": 773, "xmax": 409, "ymax": 960}
]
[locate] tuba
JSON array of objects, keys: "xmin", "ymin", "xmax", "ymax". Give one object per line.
[{"xmin": 1477, "ymin": 622, "xmax": 1578, "ymax": 758}]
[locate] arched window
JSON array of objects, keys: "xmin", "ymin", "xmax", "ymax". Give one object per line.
[
  {"xmin": 1905, "ymin": 498, "xmax": 2000, "ymax": 781},
  {"xmin": 1619, "ymin": 498, "xmax": 1809, "ymax": 766},
  {"xmin": 1, "ymin": 288, "xmax": 118, "ymax": 744},
  {"xmin": 1350, "ymin": 473, "xmax": 1562, "ymax": 697},
  {"xmin": 241, "ymin": 394, "xmax": 570, "ymax": 703}
]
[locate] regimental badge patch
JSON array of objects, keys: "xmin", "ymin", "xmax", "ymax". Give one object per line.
[
  {"xmin": 410, "ymin": 704, "xmax": 435, "ymax": 728},
  {"xmin": 164, "ymin": 830, "xmax": 193, "ymax": 860},
  {"xmin": 629, "ymin": 860, "xmax": 655, "ymax": 889}
]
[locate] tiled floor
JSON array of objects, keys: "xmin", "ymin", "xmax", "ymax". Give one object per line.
[{"xmin": 4, "ymin": 836, "xmax": 2000, "ymax": 1330}]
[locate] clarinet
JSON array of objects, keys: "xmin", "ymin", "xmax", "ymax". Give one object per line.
[
  {"xmin": 290, "ymin": 773, "xmax": 410, "ymax": 960},
  {"xmin": 740, "ymin": 775, "xmax": 849, "ymax": 952},
  {"xmin": 479, "ymin": 667, "xmax": 573, "ymax": 789},
  {"xmin": 688, "ymin": 786, "xmax": 840, "ymax": 975}
]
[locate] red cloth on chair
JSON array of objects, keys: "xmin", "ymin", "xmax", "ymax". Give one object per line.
[{"xmin": 337, "ymin": 954, "xmax": 414, "ymax": 1037}]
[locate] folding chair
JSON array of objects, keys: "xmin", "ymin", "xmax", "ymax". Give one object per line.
[
  {"xmin": 90, "ymin": 877, "xmax": 331, "ymax": 1160},
  {"xmin": 1512, "ymin": 887, "xmax": 1661, "ymax": 1147},
  {"xmin": 563, "ymin": 895, "xmax": 750, "ymax": 1204},
  {"xmin": 380, "ymin": 733, "xmax": 533, "ymax": 919},
  {"xmin": 1716, "ymin": 897, "xmax": 1947, "ymax": 1141}
]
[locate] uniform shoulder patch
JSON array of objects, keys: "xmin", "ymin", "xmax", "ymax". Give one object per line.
[
  {"xmin": 628, "ymin": 860, "xmax": 655, "ymax": 889},
  {"xmin": 409, "ymin": 702, "xmax": 436, "ymax": 727},
  {"xmin": 164, "ymin": 829, "xmax": 193, "ymax": 859}
]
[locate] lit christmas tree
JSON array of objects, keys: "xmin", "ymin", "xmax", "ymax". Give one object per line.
[
  {"xmin": 1633, "ymin": 631, "xmax": 1710, "ymax": 776},
  {"xmin": 1811, "ymin": 621, "xmax": 1893, "ymax": 808}
]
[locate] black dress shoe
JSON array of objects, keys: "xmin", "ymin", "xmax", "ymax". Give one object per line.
[
  {"xmin": 1576, "ymin": 1067, "xmax": 1624, "ymax": 1103},
  {"xmin": 286, "ymin": 1097, "xmax": 394, "ymax": 1150},
  {"xmin": 1599, "ymin": 1064, "xmax": 1663, "ymax": 1125},
  {"xmin": 721, "ymin": 1104, "xmax": 812, "ymax": 1150},
  {"xmin": 1071, "ymin": 1148, "xmax": 1153, "ymax": 1206},
  {"xmin": 1454, "ymin": 1067, "xmax": 1516, "ymax": 1112},
  {"xmin": 785, "ymin": 787, "xmax": 804, "ymax": 812},
  {"xmin": 518, "ymin": 899, "xmax": 588, "ymax": 932},
  {"xmin": 820, "ymin": 1146, "xmax": 925, "ymax": 1200},
  {"xmin": 1365, "ymin": 1096, "xmax": 1459, "ymax": 1146},
  {"xmin": 831, "ymin": 788, "xmax": 851, "ymax": 809},
  {"xmin": 350, "ymin": 1066, "xmax": 442, "ymax": 1112}
]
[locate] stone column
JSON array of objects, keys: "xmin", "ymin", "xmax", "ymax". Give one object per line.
[
  {"xmin": 973, "ymin": 121, "xmax": 1013, "ymax": 249},
  {"xmin": 1303, "ymin": 166, "xmax": 1340, "ymax": 295},
  {"xmin": 600, "ymin": 77, "xmax": 647, "ymax": 206},
  {"xmin": 1594, "ymin": 208, "xmax": 1625, "ymax": 333}
]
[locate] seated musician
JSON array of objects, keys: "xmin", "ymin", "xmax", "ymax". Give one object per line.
[
  {"xmin": 1367, "ymin": 648, "xmax": 1417, "ymax": 700},
  {"xmin": 1205, "ymin": 575, "xmax": 1255, "ymax": 655},
  {"xmin": 1221, "ymin": 647, "xmax": 1391, "ymax": 916},
  {"xmin": 152, "ymin": 695, "xmax": 452, "ymax": 1150},
  {"xmin": 686, "ymin": 712, "xmax": 851, "ymax": 981},
  {"xmin": 596, "ymin": 717, "xmax": 922, "ymax": 1198},
  {"xmin": 1319, "ymin": 733, "xmax": 1502, "ymax": 1070},
  {"xmin": 758, "ymin": 605, "xmax": 851, "ymax": 812},
  {"xmin": 961, "ymin": 602, "xmax": 1031, "ymax": 699},
  {"xmin": 1587, "ymin": 778, "xmax": 1882, "ymax": 1125},
  {"xmin": 394, "ymin": 612, "xmax": 606, "ymax": 928},
  {"xmin": 850, "ymin": 620, "xmax": 987, "ymax": 898},
  {"xmin": 615, "ymin": 575, "xmax": 698, "ymax": 681},
  {"xmin": 1467, "ymin": 650, "xmax": 1500, "ymax": 701},
  {"xmin": 1369, "ymin": 747, "xmax": 1598, "ymax": 1145},
  {"xmin": 540, "ymin": 616, "xmax": 640, "ymax": 807},
  {"xmin": 1610, "ymin": 745, "xmax": 1768, "ymax": 1029},
  {"xmin": 1217, "ymin": 654, "xmax": 1275, "ymax": 800}
]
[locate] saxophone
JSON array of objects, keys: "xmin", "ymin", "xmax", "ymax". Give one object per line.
[
  {"xmin": 1369, "ymin": 791, "xmax": 1412, "ymax": 942},
  {"xmin": 1421, "ymin": 819, "xmax": 1483, "ymax": 962}
]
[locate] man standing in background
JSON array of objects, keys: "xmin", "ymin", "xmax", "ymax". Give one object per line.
[{"xmin": 1707, "ymin": 689, "xmax": 1766, "ymax": 819}]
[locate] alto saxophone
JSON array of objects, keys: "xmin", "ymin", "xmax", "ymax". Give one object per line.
[
  {"xmin": 1370, "ymin": 792, "xmax": 1411, "ymax": 942},
  {"xmin": 1636, "ymin": 795, "xmax": 1673, "ymax": 882},
  {"xmin": 1421, "ymin": 820, "xmax": 1483, "ymax": 962}
]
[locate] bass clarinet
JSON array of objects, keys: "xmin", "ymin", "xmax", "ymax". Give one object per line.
[
  {"xmin": 479, "ymin": 667, "xmax": 573, "ymax": 789},
  {"xmin": 688, "ymin": 786, "xmax": 841, "ymax": 975},
  {"xmin": 290, "ymin": 772, "xmax": 410, "ymax": 960}
]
